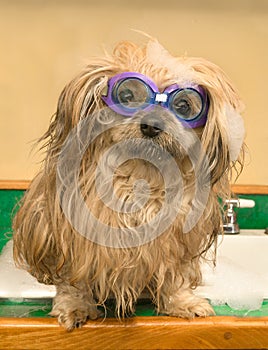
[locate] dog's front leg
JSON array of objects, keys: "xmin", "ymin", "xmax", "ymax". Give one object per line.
[{"xmin": 50, "ymin": 283, "xmax": 99, "ymax": 331}]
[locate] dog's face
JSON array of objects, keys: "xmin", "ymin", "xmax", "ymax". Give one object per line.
[{"xmin": 51, "ymin": 40, "xmax": 244, "ymax": 188}]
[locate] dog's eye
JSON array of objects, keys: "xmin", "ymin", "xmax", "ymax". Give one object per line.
[
  {"xmin": 118, "ymin": 88, "xmax": 134, "ymax": 104},
  {"xmin": 114, "ymin": 78, "xmax": 151, "ymax": 108},
  {"xmin": 170, "ymin": 89, "xmax": 203, "ymax": 120},
  {"xmin": 174, "ymin": 99, "xmax": 191, "ymax": 116}
]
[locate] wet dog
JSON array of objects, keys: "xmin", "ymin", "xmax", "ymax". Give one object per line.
[{"xmin": 13, "ymin": 39, "xmax": 244, "ymax": 330}]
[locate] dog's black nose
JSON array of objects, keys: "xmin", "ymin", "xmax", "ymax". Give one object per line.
[{"xmin": 140, "ymin": 114, "xmax": 164, "ymax": 138}]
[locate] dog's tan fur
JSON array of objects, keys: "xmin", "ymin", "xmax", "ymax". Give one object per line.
[{"xmin": 13, "ymin": 40, "xmax": 244, "ymax": 331}]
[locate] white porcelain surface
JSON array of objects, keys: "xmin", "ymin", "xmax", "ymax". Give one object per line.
[{"xmin": 197, "ymin": 229, "xmax": 268, "ymax": 309}]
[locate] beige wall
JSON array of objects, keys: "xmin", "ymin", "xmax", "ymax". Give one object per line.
[{"xmin": 0, "ymin": 0, "xmax": 267, "ymax": 184}]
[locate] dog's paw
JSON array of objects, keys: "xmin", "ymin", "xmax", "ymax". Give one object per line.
[
  {"xmin": 58, "ymin": 309, "xmax": 89, "ymax": 331},
  {"xmin": 189, "ymin": 298, "xmax": 215, "ymax": 318},
  {"xmin": 50, "ymin": 303, "xmax": 100, "ymax": 331},
  {"xmin": 169, "ymin": 298, "xmax": 215, "ymax": 319},
  {"xmin": 163, "ymin": 292, "xmax": 215, "ymax": 319}
]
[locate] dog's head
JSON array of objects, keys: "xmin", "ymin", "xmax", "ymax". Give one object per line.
[{"xmin": 46, "ymin": 39, "xmax": 244, "ymax": 195}]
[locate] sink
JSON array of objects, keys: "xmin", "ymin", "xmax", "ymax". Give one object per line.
[{"xmin": 0, "ymin": 230, "xmax": 267, "ymax": 311}]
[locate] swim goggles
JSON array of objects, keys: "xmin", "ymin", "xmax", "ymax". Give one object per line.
[{"xmin": 101, "ymin": 72, "xmax": 209, "ymax": 128}]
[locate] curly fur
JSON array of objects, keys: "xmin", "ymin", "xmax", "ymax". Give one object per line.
[{"xmin": 13, "ymin": 39, "xmax": 244, "ymax": 331}]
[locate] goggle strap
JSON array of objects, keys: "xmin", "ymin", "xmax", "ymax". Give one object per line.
[{"xmin": 101, "ymin": 85, "xmax": 108, "ymax": 97}]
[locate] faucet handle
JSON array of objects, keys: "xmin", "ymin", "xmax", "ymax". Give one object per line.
[
  {"xmin": 224, "ymin": 198, "xmax": 255, "ymax": 208},
  {"xmin": 237, "ymin": 198, "xmax": 255, "ymax": 208}
]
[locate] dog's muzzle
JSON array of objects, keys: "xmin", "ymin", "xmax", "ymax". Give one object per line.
[{"xmin": 140, "ymin": 113, "xmax": 164, "ymax": 138}]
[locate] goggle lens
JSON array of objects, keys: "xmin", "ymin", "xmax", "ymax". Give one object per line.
[
  {"xmin": 169, "ymin": 89, "xmax": 203, "ymax": 121},
  {"xmin": 113, "ymin": 78, "xmax": 153, "ymax": 110}
]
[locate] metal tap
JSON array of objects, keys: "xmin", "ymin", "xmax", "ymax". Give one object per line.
[{"xmin": 223, "ymin": 198, "xmax": 255, "ymax": 234}]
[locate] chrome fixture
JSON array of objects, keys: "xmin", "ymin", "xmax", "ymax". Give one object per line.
[{"xmin": 223, "ymin": 198, "xmax": 255, "ymax": 234}]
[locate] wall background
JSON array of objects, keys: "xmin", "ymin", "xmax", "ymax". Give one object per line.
[{"xmin": 0, "ymin": 0, "xmax": 267, "ymax": 184}]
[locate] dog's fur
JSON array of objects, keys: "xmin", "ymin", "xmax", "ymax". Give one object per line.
[{"xmin": 13, "ymin": 40, "xmax": 244, "ymax": 331}]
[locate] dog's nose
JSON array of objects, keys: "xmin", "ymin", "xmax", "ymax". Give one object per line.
[{"xmin": 140, "ymin": 114, "xmax": 164, "ymax": 138}]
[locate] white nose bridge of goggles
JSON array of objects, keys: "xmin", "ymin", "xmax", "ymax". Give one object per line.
[{"xmin": 154, "ymin": 93, "xmax": 168, "ymax": 103}]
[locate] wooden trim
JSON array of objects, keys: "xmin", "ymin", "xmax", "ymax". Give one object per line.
[
  {"xmin": 0, "ymin": 316, "xmax": 268, "ymax": 349},
  {"xmin": 231, "ymin": 184, "xmax": 268, "ymax": 195},
  {"xmin": 0, "ymin": 181, "xmax": 268, "ymax": 194},
  {"xmin": 0, "ymin": 180, "xmax": 30, "ymax": 190}
]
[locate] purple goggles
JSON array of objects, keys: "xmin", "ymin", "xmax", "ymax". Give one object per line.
[{"xmin": 101, "ymin": 72, "xmax": 209, "ymax": 128}]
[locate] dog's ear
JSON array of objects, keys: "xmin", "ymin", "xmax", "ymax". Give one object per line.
[
  {"xmin": 189, "ymin": 58, "xmax": 245, "ymax": 185},
  {"xmin": 40, "ymin": 65, "xmax": 109, "ymax": 162},
  {"xmin": 39, "ymin": 86, "xmax": 73, "ymax": 160}
]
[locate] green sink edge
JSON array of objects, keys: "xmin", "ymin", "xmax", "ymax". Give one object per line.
[{"xmin": 0, "ymin": 299, "xmax": 268, "ymax": 318}]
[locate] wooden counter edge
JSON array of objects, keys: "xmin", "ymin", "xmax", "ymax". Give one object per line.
[
  {"xmin": 0, "ymin": 316, "xmax": 268, "ymax": 349},
  {"xmin": 0, "ymin": 180, "xmax": 31, "ymax": 190},
  {"xmin": 231, "ymin": 184, "xmax": 268, "ymax": 195}
]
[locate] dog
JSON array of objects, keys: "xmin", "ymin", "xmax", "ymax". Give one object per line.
[{"xmin": 13, "ymin": 39, "xmax": 245, "ymax": 331}]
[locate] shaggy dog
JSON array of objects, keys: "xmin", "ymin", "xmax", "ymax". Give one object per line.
[{"xmin": 13, "ymin": 39, "xmax": 244, "ymax": 331}]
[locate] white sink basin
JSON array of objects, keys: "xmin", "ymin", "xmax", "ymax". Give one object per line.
[
  {"xmin": 0, "ymin": 230, "xmax": 267, "ymax": 311},
  {"xmin": 197, "ymin": 229, "xmax": 268, "ymax": 310}
]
